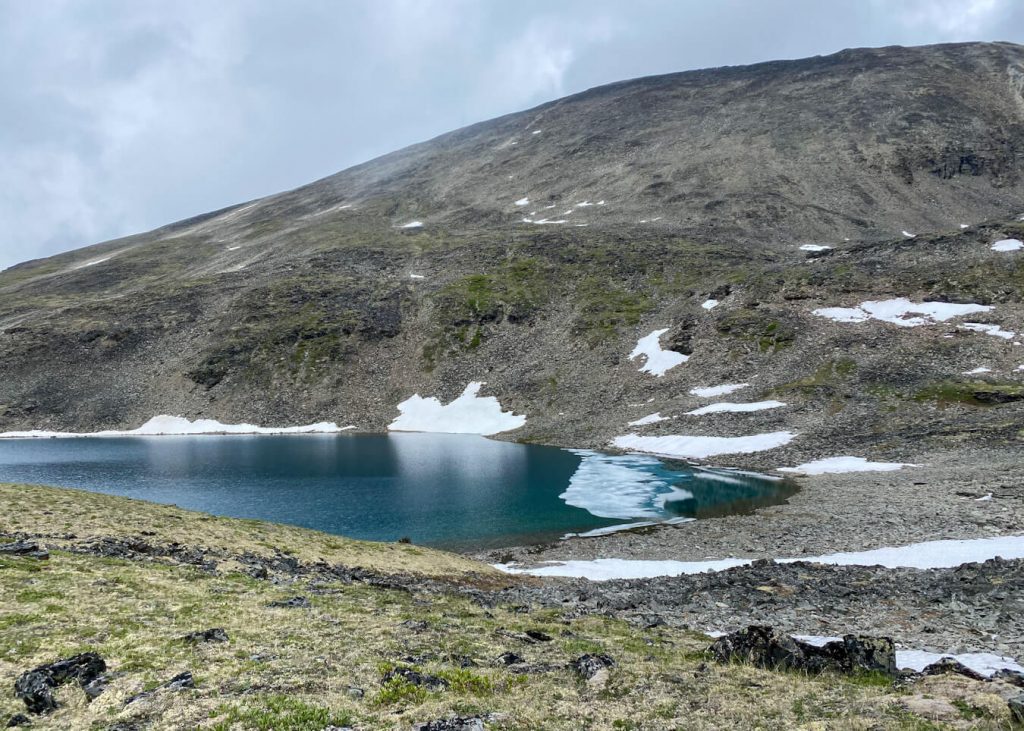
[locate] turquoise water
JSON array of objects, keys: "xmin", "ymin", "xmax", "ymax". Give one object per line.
[{"xmin": 0, "ymin": 433, "xmax": 793, "ymax": 550}]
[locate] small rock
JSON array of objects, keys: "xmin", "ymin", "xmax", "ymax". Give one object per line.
[
  {"xmin": 497, "ymin": 652, "xmax": 524, "ymax": 666},
  {"xmin": 180, "ymin": 628, "xmax": 229, "ymax": 644},
  {"xmin": 399, "ymin": 619, "xmax": 428, "ymax": 632},
  {"xmin": 5, "ymin": 714, "xmax": 30, "ymax": 728},
  {"xmin": 381, "ymin": 667, "xmax": 449, "ymax": 691},
  {"xmin": 1009, "ymin": 694, "xmax": 1024, "ymax": 724},
  {"xmin": 525, "ymin": 630, "xmax": 552, "ymax": 642},
  {"xmin": 346, "ymin": 686, "xmax": 364, "ymax": 699},
  {"xmin": 125, "ymin": 671, "xmax": 194, "ymax": 705},
  {"xmin": 570, "ymin": 654, "xmax": 615, "ymax": 681},
  {"xmin": 268, "ymin": 596, "xmax": 310, "ymax": 608},
  {"xmin": 412, "ymin": 717, "xmax": 485, "ymax": 731}
]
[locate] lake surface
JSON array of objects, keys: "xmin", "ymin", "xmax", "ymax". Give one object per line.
[{"xmin": 0, "ymin": 433, "xmax": 794, "ymax": 550}]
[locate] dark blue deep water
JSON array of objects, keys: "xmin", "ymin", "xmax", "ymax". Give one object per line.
[{"xmin": 0, "ymin": 433, "xmax": 793, "ymax": 550}]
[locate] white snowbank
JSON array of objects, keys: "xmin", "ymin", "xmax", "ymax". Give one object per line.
[
  {"xmin": 613, "ymin": 431, "xmax": 795, "ymax": 460},
  {"xmin": 799, "ymin": 245, "xmax": 832, "ymax": 252},
  {"xmin": 522, "ymin": 218, "xmax": 567, "ymax": 225},
  {"xmin": 902, "ymin": 230, "xmax": 916, "ymax": 238},
  {"xmin": 0, "ymin": 416, "xmax": 353, "ymax": 439},
  {"xmin": 960, "ymin": 322, "xmax": 1016, "ymax": 340},
  {"xmin": 963, "ymin": 367, "xmax": 992, "ymax": 375},
  {"xmin": 514, "ymin": 197, "xmax": 529, "ymax": 206},
  {"xmin": 689, "ymin": 383, "xmax": 749, "ymax": 398},
  {"xmin": 991, "ymin": 238, "xmax": 1023, "ymax": 252},
  {"xmin": 495, "ymin": 557, "xmax": 751, "ymax": 580},
  {"xmin": 702, "ymin": 299, "xmax": 719, "ymax": 310},
  {"xmin": 778, "ymin": 456, "xmax": 915, "ymax": 475},
  {"xmin": 226, "ymin": 246, "xmax": 241, "ymax": 251},
  {"xmin": 629, "ymin": 329, "xmax": 688, "ymax": 376},
  {"xmin": 896, "ymin": 651, "xmax": 1024, "ymax": 677},
  {"xmin": 495, "ymin": 534, "xmax": 1024, "ymax": 580},
  {"xmin": 399, "ymin": 220, "xmax": 423, "ymax": 229},
  {"xmin": 388, "ymin": 382, "xmax": 525, "ymax": 436},
  {"xmin": 628, "ymin": 413, "xmax": 668, "ymax": 426},
  {"xmin": 960, "ymin": 224, "xmax": 970, "ymax": 229},
  {"xmin": 409, "ymin": 273, "xmax": 425, "ymax": 279},
  {"xmin": 686, "ymin": 401, "xmax": 785, "ymax": 416},
  {"xmin": 814, "ymin": 298, "xmax": 991, "ymax": 327},
  {"xmin": 531, "ymin": 129, "xmax": 542, "ymax": 135},
  {"xmin": 560, "ymin": 450, "xmax": 692, "ymax": 519}
]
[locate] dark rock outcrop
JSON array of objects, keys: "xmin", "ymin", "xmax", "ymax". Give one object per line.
[
  {"xmin": 0, "ymin": 541, "xmax": 48, "ymax": 560},
  {"xmin": 14, "ymin": 652, "xmax": 107, "ymax": 714},
  {"xmin": 709, "ymin": 625, "xmax": 896, "ymax": 676}
]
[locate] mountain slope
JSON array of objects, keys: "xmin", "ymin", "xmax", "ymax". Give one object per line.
[{"xmin": 1, "ymin": 42, "xmax": 1024, "ymax": 462}]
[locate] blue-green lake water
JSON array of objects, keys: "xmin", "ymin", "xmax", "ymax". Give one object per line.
[{"xmin": 0, "ymin": 433, "xmax": 793, "ymax": 550}]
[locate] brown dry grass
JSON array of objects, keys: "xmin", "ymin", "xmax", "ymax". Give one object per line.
[{"xmin": 1, "ymin": 484, "xmax": 1018, "ymax": 730}]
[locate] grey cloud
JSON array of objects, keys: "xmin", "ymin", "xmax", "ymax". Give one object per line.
[{"xmin": 1, "ymin": 0, "xmax": 1022, "ymax": 269}]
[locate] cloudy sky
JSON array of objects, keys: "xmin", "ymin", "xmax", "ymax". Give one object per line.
[{"xmin": 2, "ymin": 0, "xmax": 1022, "ymax": 269}]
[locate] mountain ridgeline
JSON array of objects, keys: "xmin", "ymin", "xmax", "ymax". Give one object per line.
[{"xmin": 2, "ymin": 42, "xmax": 1024, "ymax": 459}]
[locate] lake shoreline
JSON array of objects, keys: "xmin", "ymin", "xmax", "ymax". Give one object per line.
[{"xmin": 475, "ymin": 444, "xmax": 1023, "ymax": 569}]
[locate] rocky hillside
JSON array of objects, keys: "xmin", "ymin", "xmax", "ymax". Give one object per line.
[{"xmin": 1, "ymin": 42, "xmax": 1024, "ymax": 459}]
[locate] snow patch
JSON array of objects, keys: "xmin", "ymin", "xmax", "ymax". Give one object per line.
[
  {"xmin": 702, "ymin": 299, "xmax": 719, "ymax": 310},
  {"xmin": 629, "ymin": 329, "xmax": 688, "ymax": 376},
  {"xmin": 778, "ymin": 456, "xmax": 915, "ymax": 475},
  {"xmin": 689, "ymin": 383, "xmax": 749, "ymax": 398},
  {"xmin": 799, "ymin": 245, "xmax": 832, "ymax": 252},
  {"xmin": 628, "ymin": 413, "xmax": 669, "ymax": 426},
  {"xmin": 959, "ymin": 223, "xmax": 970, "ymax": 229},
  {"xmin": 963, "ymin": 367, "xmax": 992, "ymax": 375},
  {"xmin": 613, "ymin": 431, "xmax": 795, "ymax": 460},
  {"xmin": 388, "ymin": 382, "xmax": 525, "ymax": 436},
  {"xmin": 0, "ymin": 416, "xmax": 354, "ymax": 439},
  {"xmin": 991, "ymin": 238, "xmax": 1023, "ymax": 252},
  {"xmin": 686, "ymin": 401, "xmax": 785, "ymax": 416},
  {"xmin": 496, "ymin": 534, "xmax": 1024, "ymax": 580},
  {"xmin": 514, "ymin": 197, "xmax": 529, "ymax": 206},
  {"xmin": 960, "ymin": 322, "xmax": 1016, "ymax": 340},
  {"xmin": 813, "ymin": 298, "xmax": 992, "ymax": 327},
  {"xmin": 226, "ymin": 246, "xmax": 241, "ymax": 251},
  {"xmin": 902, "ymin": 230, "xmax": 916, "ymax": 238},
  {"xmin": 896, "ymin": 651, "xmax": 1024, "ymax": 677},
  {"xmin": 399, "ymin": 220, "xmax": 423, "ymax": 229},
  {"xmin": 409, "ymin": 274, "xmax": 425, "ymax": 280}
]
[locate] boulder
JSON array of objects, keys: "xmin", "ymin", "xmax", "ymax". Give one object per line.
[
  {"xmin": 570, "ymin": 654, "xmax": 616, "ymax": 681},
  {"xmin": 709, "ymin": 626, "xmax": 896, "ymax": 676},
  {"xmin": 921, "ymin": 657, "xmax": 987, "ymax": 681},
  {"xmin": 5, "ymin": 714, "xmax": 30, "ymax": 728},
  {"xmin": 14, "ymin": 652, "xmax": 107, "ymax": 714},
  {"xmin": 0, "ymin": 541, "xmax": 48, "ymax": 560}
]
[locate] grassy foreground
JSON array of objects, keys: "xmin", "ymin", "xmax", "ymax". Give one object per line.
[{"xmin": 0, "ymin": 483, "xmax": 1016, "ymax": 730}]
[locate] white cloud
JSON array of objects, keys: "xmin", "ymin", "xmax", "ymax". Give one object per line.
[{"xmin": 881, "ymin": 0, "xmax": 1007, "ymax": 36}]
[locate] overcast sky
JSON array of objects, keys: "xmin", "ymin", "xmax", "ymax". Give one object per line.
[{"xmin": 2, "ymin": 0, "xmax": 1023, "ymax": 270}]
